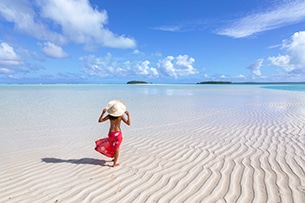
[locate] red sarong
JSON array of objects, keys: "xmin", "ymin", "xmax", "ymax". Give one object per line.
[{"xmin": 95, "ymin": 131, "xmax": 123, "ymax": 158}]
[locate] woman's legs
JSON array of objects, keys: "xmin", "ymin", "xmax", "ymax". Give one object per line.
[{"xmin": 113, "ymin": 149, "xmax": 120, "ymax": 167}]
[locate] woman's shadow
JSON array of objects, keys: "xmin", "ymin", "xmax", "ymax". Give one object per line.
[{"xmin": 41, "ymin": 157, "xmax": 112, "ymax": 167}]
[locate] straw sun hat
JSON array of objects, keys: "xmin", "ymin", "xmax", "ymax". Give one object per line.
[{"xmin": 106, "ymin": 100, "xmax": 126, "ymax": 117}]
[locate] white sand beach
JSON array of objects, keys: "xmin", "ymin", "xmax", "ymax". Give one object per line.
[{"xmin": 1, "ymin": 84, "xmax": 305, "ymax": 203}]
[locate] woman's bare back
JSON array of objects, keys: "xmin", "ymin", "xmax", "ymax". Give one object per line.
[
  {"xmin": 109, "ymin": 116, "xmax": 122, "ymax": 132},
  {"xmin": 98, "ymin": 108, "xmax": 130, "ymax": 131}
]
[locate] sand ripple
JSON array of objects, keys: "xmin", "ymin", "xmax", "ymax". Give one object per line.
[{"xmin": 1, "ymin": 86, "xmax": 305, "ymax": 202}]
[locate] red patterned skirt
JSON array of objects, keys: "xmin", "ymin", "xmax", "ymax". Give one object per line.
[{"xmin": 95, "ymin": 131, "xmax": 123, "ymax": 158}]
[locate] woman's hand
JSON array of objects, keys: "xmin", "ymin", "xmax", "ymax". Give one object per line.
[
  {"xmin": 98, "ymin": 108, "xmax": 108, "ymax": 123},
  {"xmin": 123, "ymin": 111, "xmax": 131, "ymax": 125}
]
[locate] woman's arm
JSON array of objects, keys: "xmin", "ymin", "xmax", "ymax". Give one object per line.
[
  {"xmin": 122, "ymin": 111, "xmax": 131, "ymax": 126},
  {"xmin": 98, "ymin": 108, "xmax": 109, "ymax": 122}
]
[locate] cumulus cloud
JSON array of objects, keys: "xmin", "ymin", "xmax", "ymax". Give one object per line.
[
  {"xmin": 0, "ymin": 42, "xmax": 23, "ymax": 66},
  {"xmin": 0, "ymin": 42, "xmax": 25, "ymax": 75},
  {"xmin": 0, "ymin": 0, "xmax": 66, "ymax": 43},
  {"xmin": 42, "ymin": 42, "xmax": 69, "ymax": 58},
  {"xmin": 283, "ymin": 31, "xmax": 305, "ymax": 65},
  {"xmin": 80, "ymin": 53, "xmax": 135, "ymax": 78},
  {"xmin": 218, "ymin": 0, "xmax": 305, "ymax": 38},
  {"xmin": 157, "ymin": 55, "xmax": 198, "ymax": 78},
  {"xmin": 80, "ymin": 54, "xmax": 198, "ymax": 79},
  {"xmin": 80, "ymin": 54, "xmax": 112, "ymax": 78},
  {"xmin": 268, "ymin": 54, "xmax": 293, "ymax": 71},
  {"xmin": 39, "ymin": 0, "xmax": 136, "ymax": 49},
  {"xmin": 247, "ymin": 58, "xmax": 263, "ymax": 77},
  {"xmin": 136, "ymin": 61, "xmax": 159, "ymax": 76},
  {"xmin": 268, "ymin": 31, "xmax": 305, "ymax": 73},
  {"xmin": 0, "ymin": 0, "xmax": 136, "ymax": 49}
]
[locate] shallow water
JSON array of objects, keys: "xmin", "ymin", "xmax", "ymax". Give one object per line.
[
  {"xmin": 1, "ymin": 84, "xmax": 305, "ymax": 153},
  {"xmin": 261, "ymin": 84, "xmax": 305, "ymax": 92}
]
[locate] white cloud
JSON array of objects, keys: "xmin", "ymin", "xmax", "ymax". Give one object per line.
[
  {"xmin": 0, "ymin": 42, "xmax": 26, "ymax": 75},
  {"xmin": 220, "ymin": 75, "xmax": 226, "ymax": 78},
  {"xmin": 283, "ymin": 31, "xmax": 305, "ymax": 65},
  {"xmin": 0, "ymin": 0, "xmax": 136, "ymax": 49},
  {"xmin": 0, "ymin": 42, "xmax": 45, "ymax": 76},
  {"xmin": 158, "ymin": 56, "xmax": 176, "ymax": 77},
  {"xmin": 218, "ymin": 0, "xmax": 305, "ymax": 38},
  {"xmin": 247, "ymin": 58, "xmax": 263, "ymax": 77},
  {"xmin": 152, "ymin": 19, "xmax": 207, "ymax": 32},
  {"xmin": 268, "ymin": 54, "xmax": 293, "ymax": 71},
  {"xmin": 39, "ymin": 0, "xmax": 136, "ymax": 49},
  {"xmin": 80, "ymin": 54, "xmax": 158, "ymax": 78},
  {"xmin": 268, "ymin": 31, "xmax": 305, "ymax": 73},
  {"xmin": 0, "ymin": 0, "xmax": 66, "ymax": 43},
  {"xmin": 132, "ymin": 49, "xmax": 144, "ymax": 55},
  {"xmin": 0, "ymin": 42, "xmax": 23, "ymax": 66},
  {"xmin": 136, "ymin": 60, "xmax": 159, "ymax": 77},
  {"xmin": 176, "ymin": 55, "xmax": 197, "ymax": 74},
  {"xmin": 236, "ymin": 74, "xmax": 246, "ymax": 79},
  {"xmin": 0, "ymin": 67, "xmax": 13, "ymax": 75},
  {"xmin": 80, "ymin": 53, "xmax": 134, "ymax": 78},
  {"xmin": 80, "ymin": 54, "xmax": 111, "ymax": 78},
  {"xmin": 42, "ymin": 42, "xmax": 69, "ymax": 58},
  {"xmin": 157, "ymin": 55, "xmax": 198, "ymax": 78},
  {"xmin": 80, "ymin": 54, "xmax": 199, "ymax": 79},
  {"xmin": 153, "ymin": 25, "xmax": 182, "ymax": 32}
]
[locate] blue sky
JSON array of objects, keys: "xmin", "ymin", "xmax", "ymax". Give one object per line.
[{"xmin": 1, "ymin": 0, "xmax": 305, "ymax": 84}]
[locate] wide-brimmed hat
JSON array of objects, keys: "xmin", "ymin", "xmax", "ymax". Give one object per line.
[{"xmin": 106, "ymin": 100, "xmax": 126, "ymax": 117}]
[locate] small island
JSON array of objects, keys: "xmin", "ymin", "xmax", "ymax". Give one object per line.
[
  {"xmin": 127, "ymin": 80, "xmax": 150, "ymax": 84},
  {"xmin": 197, "ymin": 81, "xmax": 232, "ymax": 84}
]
